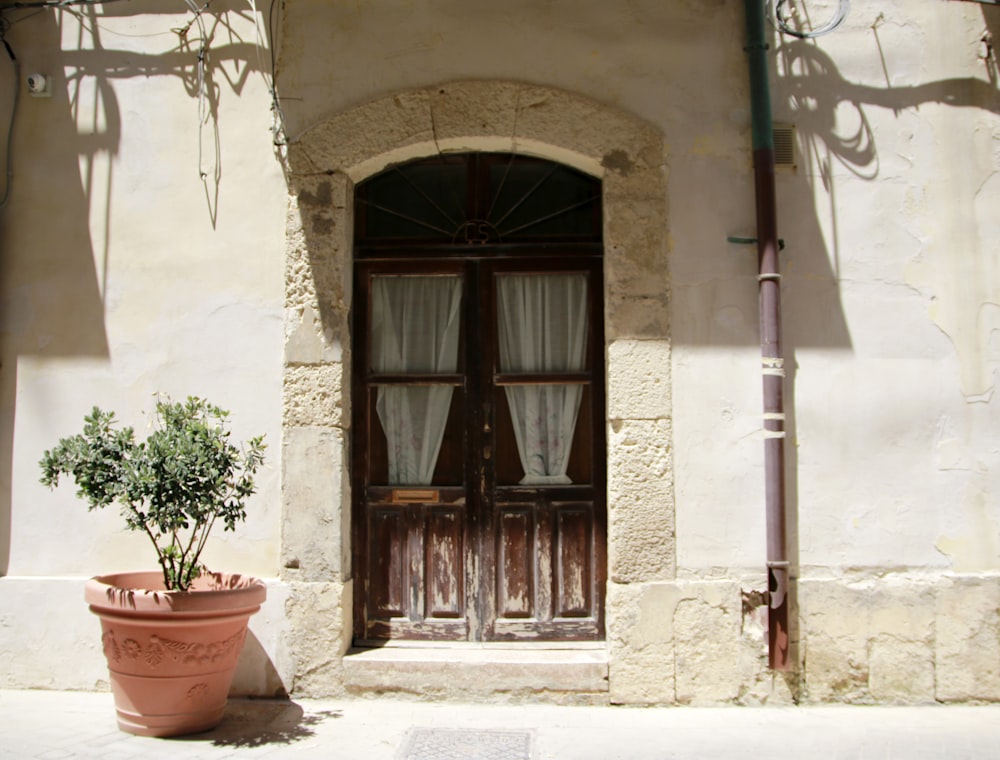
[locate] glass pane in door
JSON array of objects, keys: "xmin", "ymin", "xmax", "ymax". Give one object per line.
[
  {"xmin": 371, "ymin": 275, "xmax": 462, "ymax": 485},
  {"xmin": 496, "ymin": 273, "xmax": 588, "ymax": 484}
]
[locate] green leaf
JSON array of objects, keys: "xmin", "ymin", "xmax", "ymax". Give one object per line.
[{"xmin": 39, "ymin": 395, "xmax": 265, "ymax": 591}]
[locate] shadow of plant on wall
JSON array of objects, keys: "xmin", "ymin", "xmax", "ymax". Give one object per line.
[
  {"xmin": 60, "ymin": 1, "xmax": 276, "ymax": 230},
  {"xmin": 0, "ymin": 0, "xmax": 276, "ymax": 575},
  {"xmin": 773, "ymin": 24, "xmax": 1000, "ymax": 387},
  {"xmin": 779, "ymin": 39, "xmax": 1000, "ymax": 183},
  {"xmin": 770, "ymin": 8, "xmax": 1000, "ymax": 683}
]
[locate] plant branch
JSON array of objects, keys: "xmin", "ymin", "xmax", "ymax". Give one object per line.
[{"xmin": 39, "ymin": 396, "xmax": 266, "ymax": 592}]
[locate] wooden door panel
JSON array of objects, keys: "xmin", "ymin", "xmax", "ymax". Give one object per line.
[
  {"xmin": 497, "ymin": 508, "xmax": 535, "ymax": 618},
  {"xmin": 369, "ymin": 508, "xmax": 406, "ymax": 618},
  {"xmin": 554, "ymin": 505, "xmax": 593, "ymax": 617},
  {"xmin": 489, "ymin": 497, "xmax": 601, "ymax": 640},
  {"xmin": 364, "ymin": 501, "xmax": 470, "ymax": 641},
  {"xmin": 425, "ymin": 507, "xmax": 465, "ymax": 619}
]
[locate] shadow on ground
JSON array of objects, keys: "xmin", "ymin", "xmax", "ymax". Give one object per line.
[{"xmin": 178, "ymin": 699, "xmax": 342, "ymax": 748}]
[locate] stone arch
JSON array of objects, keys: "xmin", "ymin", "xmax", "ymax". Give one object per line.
[{"xmin": 279, "ymin": 81, "xmax": 673, "ymax": 695}]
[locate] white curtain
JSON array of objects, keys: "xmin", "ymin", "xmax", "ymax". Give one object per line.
[
  {"xmin": 497, "ymin": 274, "xmax": 588, "ymax": 485},
  {"xmin": 372, "ymin": 275, "xmax": 462, "ymax": 485}
]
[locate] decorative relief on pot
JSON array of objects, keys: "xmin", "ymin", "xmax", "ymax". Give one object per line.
[
  {"xmin": 122, "ymin": 639, "xmax": 141, "ymax": 659},
  {"xmin": 101, "ymin": 630, "xmax": 121, "ymax": 663},
  {"xmin": 100, "ymin": 628, "xmax": 248, "ymax": 668},
  {"xmin": 187, "ymin": 683, "xmax": 209, "ymax": 701}
]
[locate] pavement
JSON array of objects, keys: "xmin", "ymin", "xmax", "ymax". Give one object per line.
[{"xmin": 2, "ymin": 690, "xmax": 1000, "ymax": 760}]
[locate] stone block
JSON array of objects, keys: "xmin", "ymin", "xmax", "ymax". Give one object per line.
[
  {"xmin": 801, "ymin": 580, "xmax": 871, "ymax": 702},
  {"xmin": 607, "ymin": 418, "xmax": 674, "ymax": 583},
  {"xmin": 0, "ymin": 577, "xmax": 104, "ymax": 690},
  {"xmin": 605, "ymin": 293, "xmax": 669, "ymax": 341},
  {"xmin": 285, "ymin": 172, "xmax": 352, "ymax": 321},
  {"xmin": 673, "ymin": 582, "xmax": 742, "ymax": 705},
  {"xmin": 607, "ymin": 582, "xmax": 676, "ymax": 704},
  {"xmin": 232, "ymin": 580, "xmax": 293, "ymax": 697},
  {"xmin": 513, "ymin": 83, "xmax": 661, "ymax": 179},
  {"xmin": 294, "ymin": 89, "xmax": 435, "ymax": 175},
  {"xmin": 804, "ymin": 630, "xmax": 870, "ymax": 703},
  {"xmin": 730, "ymin": 584, "xmax": 802, "ymax": 706},
  {"xmin": 869, "ymin": 581, "xmax": 935, "ymax": 642},
  {"xmin": 608, "ymin": 581, "xmax": 748, "ymax": 705},
  {"xmin": 429, "ymin": 82, "xmax": 521, "ymax": 145},
  {"xmin": 282, "ymin": 580, "xmax": 352, "ymax": 698},
  {"xmin": 284, "ymin": 223, "xmax": 318, "ymax": 310},
  {"xmin": 283, "ymin": 363, "xmax": 344, "ymax": 429},
  {"xmin": 935, "ymin": 576, "xmax": 1000, "ymax": 702},
  {"xmin": 801, "ymin": 577, "xmax": 940, "ymax": 704},
  {"xmin": 296, "ymin": 176, "xmax": 340, "ymax": 239},
  {"xmin": 285, "ymin": 304, "xmax": 344, "ymax": 365},
  {"xmin": 281, "ymin": 426, "xmax": 349, "ymax": 582},
  {"xmin": 606, "ymin": 340, "xmax": 672, "ymax": 420},
  {"xmin": 603, "ymin": 152, "xmax": 668, "ymax": 203},
  {"xmin": 869, "ymin": 637, "xmax": 935, "ymax": 703},
  {"xmin": 604, "ymin": 214, "xmax": 669, "ymax": 301},
  {"xmin": 737, "ymin": 672, "xmax": 801, "ymax": 706}
]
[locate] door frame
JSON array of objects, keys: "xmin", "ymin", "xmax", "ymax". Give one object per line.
[{"xmin": 349, "ymin": 152, "xmax": 608, "ymax": 643}]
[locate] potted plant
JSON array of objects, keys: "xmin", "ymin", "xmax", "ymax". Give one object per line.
[{"xmin": 39, "ymin": 395, "xmax": 267, "ymax": 737}]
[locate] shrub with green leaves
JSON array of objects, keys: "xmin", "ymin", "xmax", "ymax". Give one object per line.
[{"xmin": 39, "ymin": 396, "xmax": 266, "ymax": 591}]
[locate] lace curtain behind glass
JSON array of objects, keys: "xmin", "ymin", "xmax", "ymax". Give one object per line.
[
  {"xmin": 497, "ymin": 273, "xmax": 588, "ymax": 484},
  {"xmin": 372, "ymin": 275, "xmax": 462, "ymax": 485}
]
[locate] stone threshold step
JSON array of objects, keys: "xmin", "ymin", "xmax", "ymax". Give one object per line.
[{"xmin": 342, "ymin": 645, "xmax": 610, "ymax": 698}]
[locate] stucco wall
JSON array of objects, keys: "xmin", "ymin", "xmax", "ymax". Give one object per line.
[
  {"xmin": 0, "ymin": 3, "xmax": 289, "ymax": 694},
  {"xmin": 0, "ymin": 0, "xmax": 997, "ymax": 705}
]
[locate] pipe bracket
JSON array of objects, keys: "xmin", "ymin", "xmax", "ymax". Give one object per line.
[{"xmin": 726, "ymin": 235, "xmax": 786, "ymax": 250}]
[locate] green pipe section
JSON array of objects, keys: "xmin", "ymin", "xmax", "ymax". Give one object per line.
[{"xmin": 744, "ymin": 0, "xmax": 774, "ymax": 152}]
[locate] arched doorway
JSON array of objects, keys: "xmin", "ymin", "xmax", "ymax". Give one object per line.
[
  {"xmin": 282, "ymin": 82, "xmax": 670, "ymax": 698},
  {"xmin": 351, "ymin": 152, "xmax": 607, "ymax": 642}
]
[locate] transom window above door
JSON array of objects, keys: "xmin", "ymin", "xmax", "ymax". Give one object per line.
[{"xmin": 354, "ymin": 152, "xmax": 602, "ymax": 248}]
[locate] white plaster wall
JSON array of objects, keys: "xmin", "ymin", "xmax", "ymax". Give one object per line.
[
  {"xmin": 275, "ymin": 0, "xmax": 744, "ymax": 141},
  {"xmin": 1, "ymin": 4, "xmax": 286, "ymax": 580},
  {"xmin": 773, "ymin": 5, "xmax": 1000, "ymax": 577},
  {"xmin": 670, "ymin": 2, "xmax": 1000, "ymax": 578}
]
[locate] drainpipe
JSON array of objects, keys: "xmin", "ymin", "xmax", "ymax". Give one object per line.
[{"xmin": 743, "ymin": 0, "xmax": 790, "ymax": 671}]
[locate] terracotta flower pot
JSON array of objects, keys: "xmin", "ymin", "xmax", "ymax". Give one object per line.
[{"xmin": 85, "ymin": 571, "xmax": 266, "ymax": 737}]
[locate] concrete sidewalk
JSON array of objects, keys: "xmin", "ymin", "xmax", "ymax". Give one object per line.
[{"xmin": 2, "ymin": 690, "xmax": 999, "ymax": 759}]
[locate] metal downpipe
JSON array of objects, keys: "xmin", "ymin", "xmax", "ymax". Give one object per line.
[{"xmin": 743, "ymin": 0, "xmax": 790, "ymax": 671}]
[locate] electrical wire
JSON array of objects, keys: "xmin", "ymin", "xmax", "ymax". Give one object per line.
[
  {"xmin": 267, "ymin": 0, "xmax": 285, "ymax": 145},
  {"xmin": 247, "ymin": 0, "xmax": 283, "ymax": 146},
  {"xmin": 772, "ymin": 0, "xmax": 849, "ymax": 39},
  {"xmin": 0, "ymin": 17, "xmax": 19, "ymax": 209},
  {"xmin": 0, "ymin": 0, "xmax": 130, "ymax": 9},
  {"xmin": 178, "ymin": 0, "xmax": 216, "ymax": 187}
]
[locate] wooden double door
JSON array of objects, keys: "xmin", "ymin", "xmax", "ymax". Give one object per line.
[{"xmin": 352, "ymin": 255, "xmax": 606, "ymax": 642}]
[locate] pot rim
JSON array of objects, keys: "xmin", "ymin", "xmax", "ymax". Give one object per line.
[{"xmin": 85, "ymin": 571, "xmax": 266, "ymax": 615}]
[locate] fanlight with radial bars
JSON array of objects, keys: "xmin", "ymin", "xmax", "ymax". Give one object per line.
[{"xmin": 354, "ymin": 153, "xmax": 602, "ymax": 249}]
